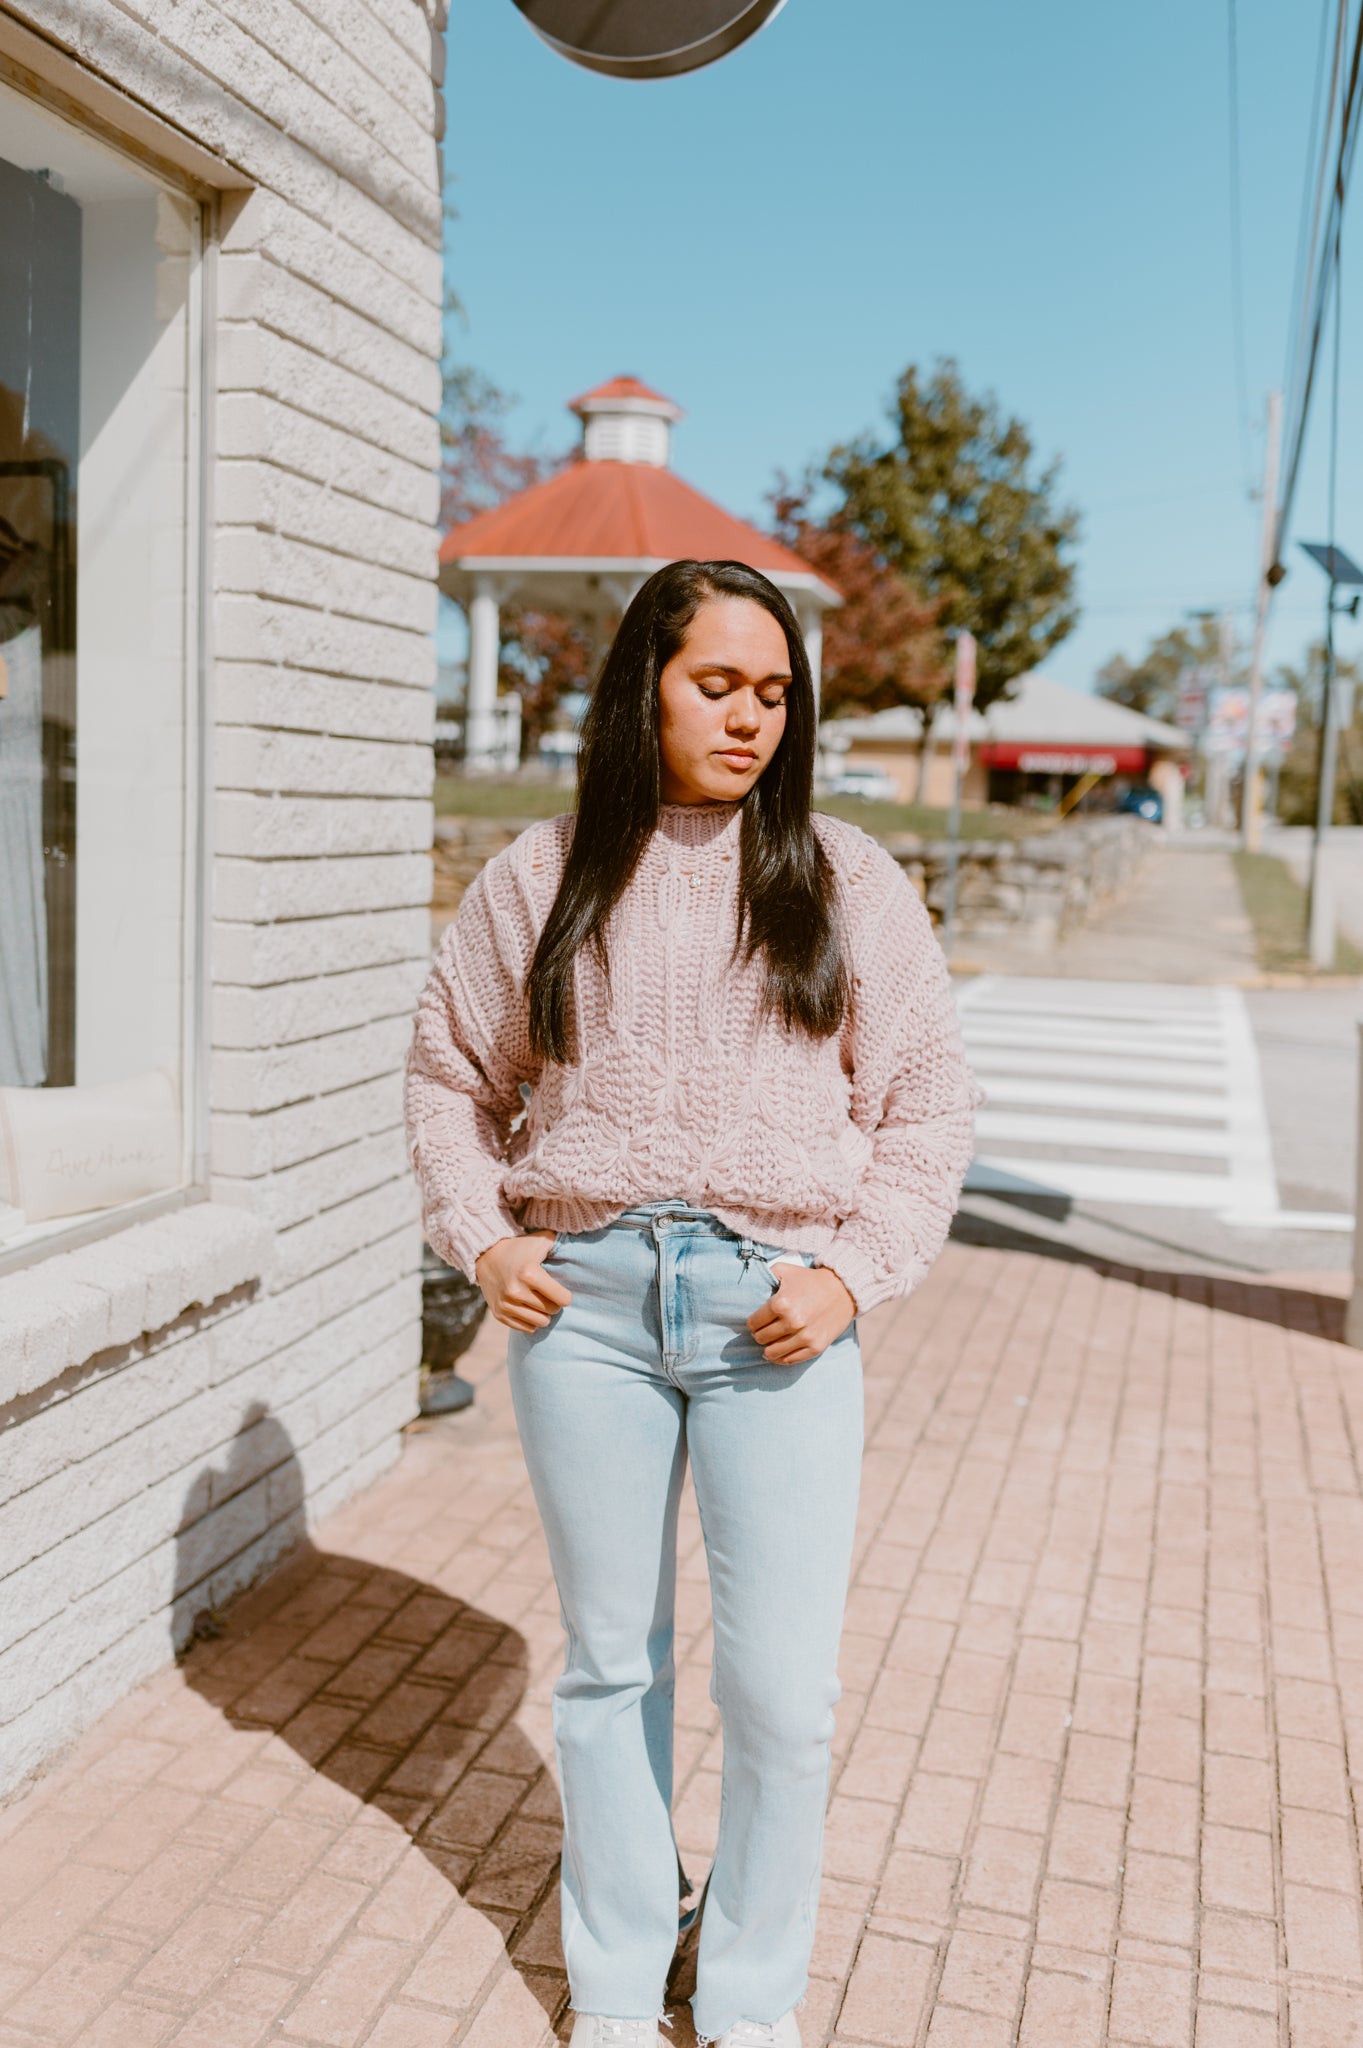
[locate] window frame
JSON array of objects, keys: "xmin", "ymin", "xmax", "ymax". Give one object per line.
[{"xmin": 0, "ymin": 58, "xmax": 219, "ymax": 1278}]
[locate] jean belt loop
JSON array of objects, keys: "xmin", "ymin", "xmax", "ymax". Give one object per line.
[{"xmin": 739, "ymin": 1234, "xmax": 755, "ymax": 1272}]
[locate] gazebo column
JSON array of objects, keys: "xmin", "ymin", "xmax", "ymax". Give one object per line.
[{"xmin": 465, "ymin": 576, "xmax": 501, "ymax": 775}]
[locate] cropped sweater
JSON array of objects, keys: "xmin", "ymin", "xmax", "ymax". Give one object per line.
[{"xmin": 404, "ymin": 802, "xmax": 978, "ymax": 1314}]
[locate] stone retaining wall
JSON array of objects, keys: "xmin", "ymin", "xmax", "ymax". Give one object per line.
[
  {"xmin": 886, "ymin": 813, "xmax": 1155, "ymax": 952},
  {"xmin": 433, "ymin": 812, "xmax": 1154, "ymax": 953}
]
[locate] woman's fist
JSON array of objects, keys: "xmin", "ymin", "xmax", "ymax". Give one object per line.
[
  {"xmin": 747, "ymin": 1263, "xmax": 856, "ymax": 1364},
  {"xmin": 475, "ymin": 1232, "xmax": 573, "ymax": 1333}
]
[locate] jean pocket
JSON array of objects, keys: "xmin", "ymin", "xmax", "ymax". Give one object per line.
[{"xmin": 759, "ymin": 1246, "xmax": 812, "ymax": 1284}]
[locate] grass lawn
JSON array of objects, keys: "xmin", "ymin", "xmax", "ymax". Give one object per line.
[
  {"xmin": 434, "ymin": 776, "xmax": 572, "ymax": 820},
  {"xmin": 1232, "ymin": 851, "xmax": 1363, "ymax": 975},
  {"xmin": 433, "ymin": 775, "xmax": 1049, "ymax": 842}
]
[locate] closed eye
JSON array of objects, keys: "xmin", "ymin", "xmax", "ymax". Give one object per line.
[{"xmin": 697, "ymin": 684, "xmax": 788, "ymax": 708}]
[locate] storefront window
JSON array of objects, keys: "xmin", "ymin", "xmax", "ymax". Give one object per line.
[{"xmin": 0, "ymin": 82, "xmax": 201, "ymax": 1250}]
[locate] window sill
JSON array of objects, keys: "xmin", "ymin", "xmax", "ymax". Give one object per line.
[{"xmin": 0, "ymin": 1201, "xmax": 272, "ymax": 1406}]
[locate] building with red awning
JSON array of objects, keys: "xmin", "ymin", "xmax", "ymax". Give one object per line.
[{"xmin": 827, "ymin": 673, "xmax": 1190, "ymax": 825}]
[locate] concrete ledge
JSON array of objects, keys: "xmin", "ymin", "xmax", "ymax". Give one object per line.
[{"xmin": 0, "ymin": 1204, "xmax": 272, "ymax": 1406}]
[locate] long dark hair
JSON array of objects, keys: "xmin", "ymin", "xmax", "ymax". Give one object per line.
[{"xmin": 526, "ymin": 559, "xmax": 848, "ymax": 1062}]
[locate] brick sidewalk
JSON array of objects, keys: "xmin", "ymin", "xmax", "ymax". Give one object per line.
[{"xmin": 1, "ymin": 1243, "xmax": 1360, "ymax": 2048}]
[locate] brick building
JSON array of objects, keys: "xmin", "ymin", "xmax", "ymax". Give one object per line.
[{"xmin": 0, "ymin": 3, "xmax": 445, "ymax": 1794}]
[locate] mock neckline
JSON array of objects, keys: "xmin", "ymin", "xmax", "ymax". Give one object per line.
[{"xmin": 653, "ymin": 802, "xmax": 741, "ymax": 852}]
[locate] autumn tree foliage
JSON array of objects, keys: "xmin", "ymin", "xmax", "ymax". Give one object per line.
[
  {"xmin": 769, "ymin": 479, "xmax": 947, "ymax": 720},
  {"xmin": 439, "ymin": 366, "xmax": 559, "ymax": 529}
]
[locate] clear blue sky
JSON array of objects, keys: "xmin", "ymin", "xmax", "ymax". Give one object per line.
[{"xmin": 443, "ymin": 0, "xmax": 1362, "ymax": 693}]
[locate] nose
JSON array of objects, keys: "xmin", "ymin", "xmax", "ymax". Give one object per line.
[{"xmin": 726, "ymin": 689, "xmax": 762, "ymax": 735}]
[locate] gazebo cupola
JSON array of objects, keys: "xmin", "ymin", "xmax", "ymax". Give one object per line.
[
  {"xmin": 439, "ymin": 375, "xmax": 840, "ymax": 771},
  {"xmin": 570, "ymin": 375, "xmax": 683, "ymax": 466}
]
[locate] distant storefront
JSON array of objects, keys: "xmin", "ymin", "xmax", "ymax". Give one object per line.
[
  {"xmin": 0, "ymin": 2, "xmax": 444, "ymax": 1795},
  {"xmin": 827, "ymin": 673, "xmax": 1189, "ymax": 825}
]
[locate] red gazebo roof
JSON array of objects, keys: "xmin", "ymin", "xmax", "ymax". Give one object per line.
[{"xmin": 440, "ymin": 459, "xmax": 825, "ymax": 584}]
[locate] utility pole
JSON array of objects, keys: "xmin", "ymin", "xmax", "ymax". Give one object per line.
[
  {"xmin": 1300, "ymin": 541, "xmax": 1363, "ymax": 959},
  {"xmin": 1204, "ymin": 613, "xmax": 1236, "ymax": 829},
  {"xmin": 1241, "ymin": 391, "xmax": 1282, "ymax": 850},
  {"xmin": 1308, "ymin": 566, "xmax": 1341, "ymax": 959}
]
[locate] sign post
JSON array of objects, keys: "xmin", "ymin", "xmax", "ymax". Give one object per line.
[{"xmin": 941, "ymin": 631, "xmax": 976, "ymax": 957}]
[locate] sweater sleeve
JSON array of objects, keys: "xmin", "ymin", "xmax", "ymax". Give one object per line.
[
  {"xmin": 404, "ymin": 853, "xmax": 542, "ymax": 1278},
  {"xmin": 815, "ymin": 846, "xmax": 980, "ymax": 1315}
]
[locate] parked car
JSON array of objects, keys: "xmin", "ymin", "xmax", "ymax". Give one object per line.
[
  {"xmin": 1118, "ymin": 784, "xmax": 1163, "ymax": 823},
  {"xmin": 828, "ymin": 765, "xmax": 899, "ymax": 802}
]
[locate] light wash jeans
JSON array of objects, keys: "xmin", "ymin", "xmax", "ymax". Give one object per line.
[{"xmin": 506, "ymin": 1204, "xmax": 863, "ymax": 2042}]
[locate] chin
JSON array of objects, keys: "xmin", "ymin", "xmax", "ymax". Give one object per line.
[{"xmin": 707, "ymin": 765, "xmax": 763, "ymax": 797}]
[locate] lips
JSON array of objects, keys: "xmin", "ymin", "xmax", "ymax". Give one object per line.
[{"xmin": 716, "ymin": 750, "xmax": 757, "ymax": 768}]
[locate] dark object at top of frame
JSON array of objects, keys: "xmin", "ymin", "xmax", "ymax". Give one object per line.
[{"xmin": 513, "ymin": 0, "xmax": 789, "ymax": 78}]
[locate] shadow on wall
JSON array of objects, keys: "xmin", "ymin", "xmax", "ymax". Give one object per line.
[
  {"xmin": 174, "ymin": 1406, "xmax": 570, "ymax": 2033},
  {"xmin": 171, "ymin": 1401, "xmax": 310, "ymax": 1654}
]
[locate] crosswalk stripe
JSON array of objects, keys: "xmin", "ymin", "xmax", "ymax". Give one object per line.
[
  {"xmin": 965, "ymin": 1076, "xmax": 1232, "ymax": 1118},
  {"xmin": 953, "ymin": 1032, "xmax": 1219, "ymax": 1064},
  {"xmin": 968, "ymin": 1047, "xmax": 1232, "ymax": 1087},
  {"xmin": 973, "ymin": 1111, "xmax": 1237, "ymax": 1157}
]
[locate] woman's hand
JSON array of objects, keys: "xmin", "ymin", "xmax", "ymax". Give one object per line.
[
  {"xmin": 475, "ymin": 1232, "xmax": 573, "ymax": 1333},
  {"xmin": 747, "ymin": 1263, "xmax": 856, "ymax": 1364}
]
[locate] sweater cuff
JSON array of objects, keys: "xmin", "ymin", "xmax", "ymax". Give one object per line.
[
  {"xmin": 428, "ymin": 1200, "xmax": 520, "ymax": 1282},
  {"xmin": 814, "ymin": 1238, "xmax": 884, "ymax": 1317}
]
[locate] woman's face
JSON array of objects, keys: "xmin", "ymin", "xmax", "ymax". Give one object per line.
[{"xmin": 656, "ymin": 596, "xmax": 792, "ymax": 806}]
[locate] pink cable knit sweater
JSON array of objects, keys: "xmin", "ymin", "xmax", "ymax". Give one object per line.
[{"xmin": 405, "ymin": 803, "xmax": 978, "ymax": 1313}]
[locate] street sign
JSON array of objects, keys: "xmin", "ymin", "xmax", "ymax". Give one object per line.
[
  {"xmin": 1202, "ymin": 684, "xmax": 1297, "ymax": 762},
  {"xmin": 512, "ymin": 0, "xmax": 791, "ymax": 77},
  {"xmin": 1175, "ymin": 664, "xmax": 1216, "ymax": 734}
]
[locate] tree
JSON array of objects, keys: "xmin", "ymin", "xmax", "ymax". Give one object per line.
[
  {"xmin": 769, "ymin": 479, "xmax": 948, "ymax": 719},
  {"xmin": 498, "ymin": 608, "xmax": 599, "ymax": 750},
  {"xmin": 826, "ymin": 359, "xmax": 1080, "ymax": 713},
  {"xmin": 440, "ymin": 363, "xmax": 566, "ymax": 534},
  {"xmin": 1095, "ymin": 617, "xmax": 1231, "ymax": 723},
  {"xmin": 440, "ymin": 357, "xmax": 589, "ymax": 753},
  {"xmin": 1273, "ymin": 644, "xmax": 1363, "ymax": 826}
]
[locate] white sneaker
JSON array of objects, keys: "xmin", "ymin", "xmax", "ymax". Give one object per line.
[
  {"xmin": 712, "ymin": 2013, "xmax": 802, "ymax": 2048},
  {"xmin": 568, "ymin": 2016, "xmax": 668, "ymax": 2047}
]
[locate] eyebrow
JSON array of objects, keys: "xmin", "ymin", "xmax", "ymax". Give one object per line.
[{"xmin": 692, "ymin": 663, "xmax": 792, "ymax": 684}]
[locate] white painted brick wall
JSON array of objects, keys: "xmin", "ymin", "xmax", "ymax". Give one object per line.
[{"xmin": 0, "ymin": 0, "xmax": 443, "ymax": 1797}]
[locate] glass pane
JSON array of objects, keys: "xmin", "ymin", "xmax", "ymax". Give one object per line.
[{"xmin": 0, "ymin": 84, "xmax": 197, "ymax": 1237}]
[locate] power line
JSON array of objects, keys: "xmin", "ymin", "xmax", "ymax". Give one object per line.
[
  {"xmin": 1282, "ymin": 0, "xmax": 1336, "ymax": 401},
  {"xmin": 1272, "ymin": 0, "xmax": 1363, "ymax": 567},
  {"xmin": 1226, "ymin": 0, "xmax": 1253, "ymax": 486}
]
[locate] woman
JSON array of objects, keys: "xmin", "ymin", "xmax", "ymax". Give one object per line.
[{"xmin": 406, "ymin": 560, "xmax": 977, "ymax": 2048}]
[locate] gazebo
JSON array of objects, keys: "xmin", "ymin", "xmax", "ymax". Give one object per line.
[{"xmin": 438, "ymin": 376, "xmax": 840, "ymax": 770}]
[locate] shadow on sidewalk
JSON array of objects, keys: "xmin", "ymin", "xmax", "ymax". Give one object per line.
[
  {"xmin": 174, "ymin": 1406, "xmax": 570, "ymax": 2034},
  {"xmin": 951, "ymin": 1208, "xmax": 1348, "ymax": 1341}
]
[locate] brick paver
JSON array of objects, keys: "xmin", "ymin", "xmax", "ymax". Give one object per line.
[{"xmin": 2, "ymin": 1243, "xmax": 1361, "ymax": 2047}]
